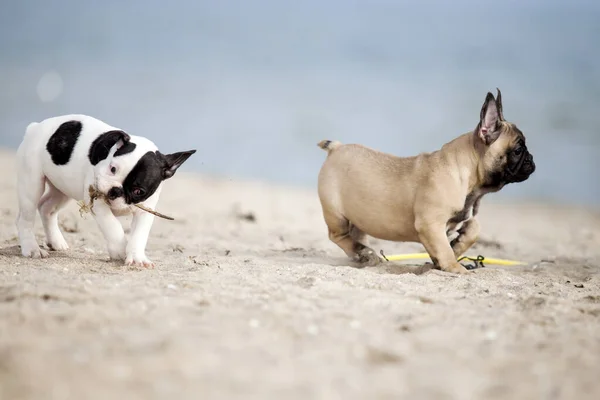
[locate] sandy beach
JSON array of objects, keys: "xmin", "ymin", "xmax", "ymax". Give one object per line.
[{"xmin": 0, "ymin": 147, "xmax": 599, "ymax": 400}]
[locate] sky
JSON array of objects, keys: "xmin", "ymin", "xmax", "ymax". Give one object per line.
[{"xmin": 1, "ymin": 0, "xmax": 599, "ymax": 206}]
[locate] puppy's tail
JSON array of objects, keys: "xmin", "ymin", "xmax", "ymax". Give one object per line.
[
  {"xmin": 18, "ymin": 122, "xmax": 39, "ymax": 146},
  {"xmin": 25, "ymin": 122, "xmax": 39, "ymax": 134},
  {"xmin": 317, "ymin": 140, "xmax": 342, "ymax": 154}
]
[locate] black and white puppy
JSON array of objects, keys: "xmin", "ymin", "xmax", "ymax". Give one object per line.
[{"xmin": 16, "ymin": 114, "xmax": 195, "ymax": 267}]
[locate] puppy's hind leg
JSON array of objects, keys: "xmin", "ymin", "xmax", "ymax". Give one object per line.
[
  {"xmin": 38, "ymin": 181, "xmax": 72, "ymax": 251},
  {"xmin": 349, "ymin": 223, "xmax": 367, "ymax": 244},
  {"xmin": 16, "ymin": 158, "xmax": 48, "ymax": 258},
  {"xmin": 350, "ymin": 223, "xmax": 381, "ymax": 266},
  {"xmin": 323, "ymin": 211, "xmax": 381, "ymax": 266}
]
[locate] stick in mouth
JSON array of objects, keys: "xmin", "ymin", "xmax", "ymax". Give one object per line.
[
  {"xmin": 132, "ymin": 203, "xmax": 175, "ymax": 221},
  {"xmin": 78, "ymin": 185, "xmax": 175, "ymax": 221}
]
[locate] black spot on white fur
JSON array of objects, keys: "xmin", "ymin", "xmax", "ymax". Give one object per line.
[
  {"xmin": 46, "ymin": 120, "xmax": 82, "ymax": 165},
  {"xmin": 122, "ymin": 150, "xmax": 196, "ymax": 204},
  {"xmin": 88, "ymin": 130, "xmax": 131, "ymax": 165},
  {"xmin": 114, "ymin": 141, "xmax": 137, "ymax": 157}
]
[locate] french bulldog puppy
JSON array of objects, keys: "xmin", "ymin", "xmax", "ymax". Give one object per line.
[
  {"xmin": 16, "ymin": 114, "xmax": 195, "ymax": 267},
  {"xmin": 317, "ymin": 89, "xmax": 535, "ymax": 274}
]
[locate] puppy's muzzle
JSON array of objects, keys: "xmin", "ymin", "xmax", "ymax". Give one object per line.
[
  {"xmin": 523, "ymin": 153, "xmax": 535, "ymax": 174},
  {"xmin": 519, "ymin": 153, "xmax": 535, "ymax": 175},
  {"xmin": 509, "ymin": 152, "xmax": 535, "ymax": 183},
  {"xmin": 107, "ymin": 187, "xmax": 124, "ymax": 201}
]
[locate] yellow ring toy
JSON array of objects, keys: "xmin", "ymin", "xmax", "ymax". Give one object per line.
[{"xmin": 383, "ymin": 252, "xmax": 526, "ymax": 266}]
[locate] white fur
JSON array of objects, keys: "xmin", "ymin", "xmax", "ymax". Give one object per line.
[{"xmin": 16, "ymin": 114, "xmax": 163, "ymax": 267}]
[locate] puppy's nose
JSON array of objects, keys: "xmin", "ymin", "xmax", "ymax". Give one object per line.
[
  {"xmin": 107, "ymin": 187, "xmax": 124, "ymax": 200},
  {"xmin": 525, "ymin": 154, "xmax": 535, "ymax": 173}
]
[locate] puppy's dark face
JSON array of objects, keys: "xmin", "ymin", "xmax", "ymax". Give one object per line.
[
  {"xmin": 89, "ymin": 130, "xmax": 196, "ymax": 209},
  {"xmin": 499, "ymin": 124, "xmax": 535, "ymax": 183},
  {"xmin": 119, "ymin": 150, "xmax": 197, "ymax": 205},
  {"xmin": 475, "ymin": 89, "xmax": 535, "ymax": 190}
]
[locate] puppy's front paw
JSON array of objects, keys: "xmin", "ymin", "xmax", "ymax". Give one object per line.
[
  {"xmin": 47, "ymin": 236, "xmax": 69, "ymax": 252},
  {"xmin": 21, "ymin": 241, "xmax": 49, "ymax": 259},
  {"xmin": 442, "ymin": 262, "xmax": 472, "ymax": 275},
  {"xmin": 107, "ymin": 240, "xmax": 127, "ymax": 261},
  {"xmin": 125, "ymin": 253, "xmax": 155, "ymax": 269}
]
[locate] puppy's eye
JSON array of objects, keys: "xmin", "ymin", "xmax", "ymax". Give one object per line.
[
  {"xmin": 110, "ymin": 166, "xmax": 117, "ymax": 174},
  {"xmin": 513, "ymin": 147, "xmax": 523, "ymax": 156},
  {"xmin": 132, "ymin": 188, "xmax": 145, "ymax": 197}
]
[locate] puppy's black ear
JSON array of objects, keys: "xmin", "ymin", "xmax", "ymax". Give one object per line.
[
  {"xmin": 88, "ymin": 130, "xmax": 131, "ymax": 165},
  {"xmin": 476, "ymin": 92, "xmax": 501, "ymax": 146},
  {"xmin": 495, "ymin": 88, "xmax": 504, "ymax": 121},
  {"xmin": 162, "ymin": 150, "xmax": 196, "ymax": 180}
]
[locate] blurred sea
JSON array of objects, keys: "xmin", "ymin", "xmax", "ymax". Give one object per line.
[{"xmin": 1, "ymin": 0, "xmax": 599, "ymax": 206}]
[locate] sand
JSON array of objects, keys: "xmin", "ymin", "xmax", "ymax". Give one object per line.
[{"xmin": 0, "ymin": 148, "xmax": 599, "ymax": 400}]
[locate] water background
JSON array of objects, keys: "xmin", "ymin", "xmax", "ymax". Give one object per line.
[{"xmin": 1, "ymin": 0, "xmax": 599, "ymax": 206}]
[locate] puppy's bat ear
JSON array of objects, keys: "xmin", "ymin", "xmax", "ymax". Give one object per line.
[
  {"xmin": 495, "ymin": 88, "xmax": 504, "ymax": 121},
  {"xmin": 88, "ymin": 130, "xmax": 131, "ymax": 165},
  {"xmin": 161, "ymin": 150, "xmax": 196, "ymax": 180},
  {"xmin": 476, "ymin": 92, "xmax": 501, "ymax": 146}
]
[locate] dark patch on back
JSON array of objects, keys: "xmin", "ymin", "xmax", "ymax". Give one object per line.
[
  {"xmin": 46, "ymin": 120, "xmax": 82, "ymax": 165},
  {"xmin": 122, "ymin": 151, "xmax": 166, "ymax": 204},
  {"xmin": 88, "ymin": 130, "xmax": 131, "ymax": 165}
]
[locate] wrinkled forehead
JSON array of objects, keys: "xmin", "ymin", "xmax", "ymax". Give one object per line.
[{"xmin": 500, "ymin": 122, "xmax": 526, "ymax": 146}]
